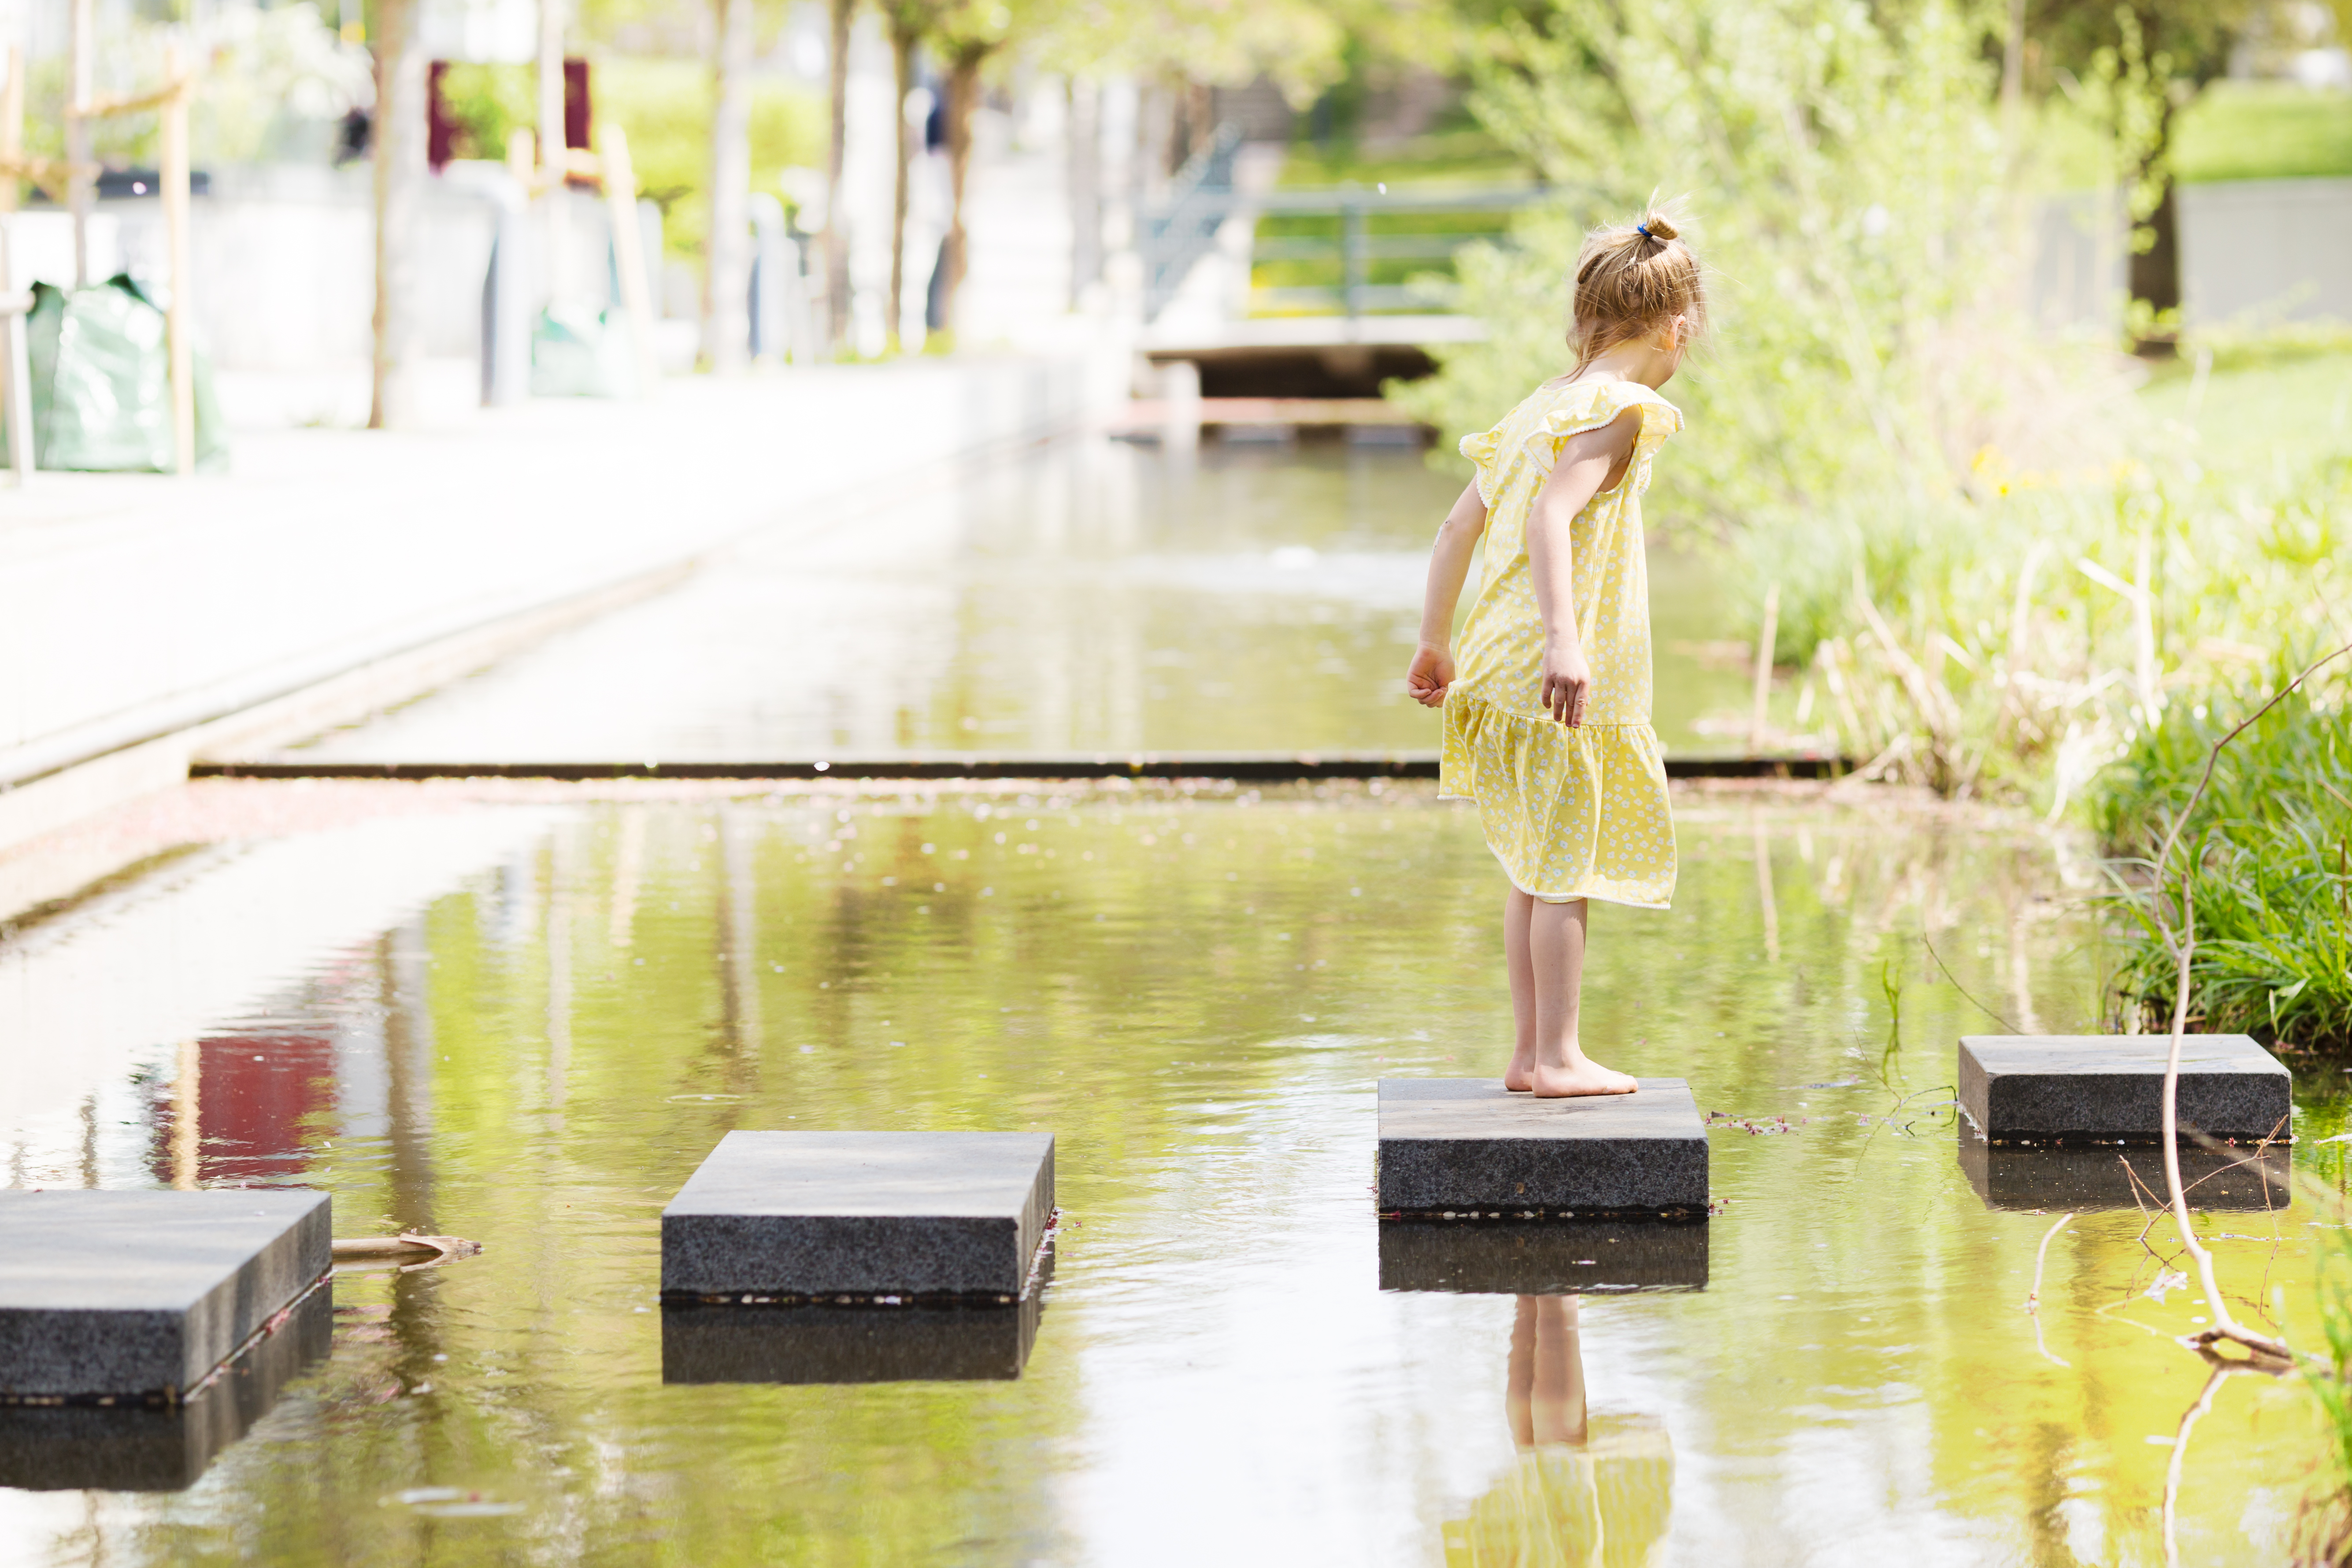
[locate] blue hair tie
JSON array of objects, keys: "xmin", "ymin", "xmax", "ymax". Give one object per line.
[{"xmin": 1636, "ymin": 223, "xmax": 1654, "ymax": 241}]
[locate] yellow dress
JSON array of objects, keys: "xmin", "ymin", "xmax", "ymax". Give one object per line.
[
  {"xmin": 1440, "ymin": 378, "xmax": 1682, "ymax": 908},
  {"xmin": 1441, "ymin": 1416, "xmax": 1676, "ymax": 1568}
]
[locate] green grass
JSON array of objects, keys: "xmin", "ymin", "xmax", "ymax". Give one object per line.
[
  {"xmin": 2174, "ymin": 81, "xmax": 2352, "ymax": 184},
  {"xmin": 1276, "ymin": 130, "xmax": 1531, "ymax": 190},
  {"xmin": 2100, "ymin": 678, "xmax": 2352, "ymax": 1048},
  {"xmin": 2138, "ymin": 347, "xmax": 2352, "ymax": 473}
]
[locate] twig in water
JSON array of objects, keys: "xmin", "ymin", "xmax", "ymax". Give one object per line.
[
  {"xmin": 2142, "ymin": 643, "xmax": 2352, "ymax": 1366},
  {"xmin": 2163, "ymin": 1361, "xmax": 2243, "ymax": 1568},
  {"xmin": 1922, "ymin": 929, "xmax": 2020, "ymax": 1034},
  {"xmin": 2027, "ymin": 1212, "xmax": 2074, "ymax": 1312},
  {"xmin": 2027, "ymin": 1211, "xmax": 2075, "ymax": 1366},
  {"xmin": 331, "ymin": 1233, "xmax": 484, "ymax": 1271}
]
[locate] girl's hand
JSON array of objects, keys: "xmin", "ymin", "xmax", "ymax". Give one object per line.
[
  {"xmin": 1406, "ymin": 644, "xmax": 1455, "ymax": 708},
  {"xmin": 1541, "ymin": 641, "xmax": 1591, "ymax": 727}
]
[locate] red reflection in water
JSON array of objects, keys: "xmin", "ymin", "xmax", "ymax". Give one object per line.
[{"xmin": 149, "ymin": 1029, "xmax": 335, "ymax": 1185}]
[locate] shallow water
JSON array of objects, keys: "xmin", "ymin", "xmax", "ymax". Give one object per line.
[
  {"xmin": 286, "ymin": 436, "xmax": 1752, "ymax": 764},
  {"xmin": 6, "ymin": 432, "xmax": 2342, "ymax": 1564},
  {"xmin": 1, "ymin": 777, "xmax": 2341, "ymax": 1565}
]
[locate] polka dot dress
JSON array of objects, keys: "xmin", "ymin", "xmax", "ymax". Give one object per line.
[{"xmin": 1441, "ymin": 378, "xmax": 1683, "ymax": 908}]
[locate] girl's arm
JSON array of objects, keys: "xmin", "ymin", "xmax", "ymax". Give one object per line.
[
  {"xmin": 1526, "ymin": 409, "xmax": 1642, "ymax": 727},
  {"xmin": 1407, "ymin": 480, "xmax": 1488, "ymax": 708}
]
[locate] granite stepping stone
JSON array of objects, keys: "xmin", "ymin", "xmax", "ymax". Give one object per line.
[
  {"xmin": 1376, "ymin": 1079, "xmax": 1709, "ymax": 1216},
  {"xmin": 661, "ymin": 1131, "xmax": 1055, "ymax": 1301},
  {"xmin": 0, "ymin": 1190, "xmax": 331, "ymax": 1403},
  {"xmin": 1958, "ymin": 1034, "xmax": 2292, "ymax": 1145},
  {"xmin": 0, "ymin": 1283, "xmax": 331, "ymax": 1490},
  {"xmin": 1379, "ymin": 1217, "xmax": 1707, "ymax": 1294},
  {"xmin": 1958, "ymin": 1127, "xmax": 2292, "ymax": 1213}
]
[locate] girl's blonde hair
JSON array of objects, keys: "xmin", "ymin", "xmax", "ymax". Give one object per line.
[{"xmin": 1569, "ymin": 205, "xmax": 1705, "ymax": 371}]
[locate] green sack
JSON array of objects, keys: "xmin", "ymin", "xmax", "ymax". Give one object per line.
[
  {"xmin": 530, "ymin": 302, "xmax": 637, "ymax": 399},
  {"xmin": 19, "ymin": 274, "xmax": 227, "ymax": 473}
]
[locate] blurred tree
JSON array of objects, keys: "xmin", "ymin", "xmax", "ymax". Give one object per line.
[
  {"xmin": 927, "ymin": 0, "xmax": 1012, "ymax": 338},
  {"xmin": 370, "ymin": 0, "xmax": 427, "ymax": 427},
  {"xmin": 823, "ymin": 0, "xmax": 854, "ymax": 349},
  {"xmin": 2019, "ymin": 0, "xmax": 2256, "ymax": 348},
  {"xmin": 880, "ymin": 0, "xmax": 944, "ymax": 347},
  {"xmin": 705, "ymin": 0, "xmax": 754, "ymax": 370},
  {"xmin": 1403, "ymin": 0, "xmax": 2052, "ymax": 525}
]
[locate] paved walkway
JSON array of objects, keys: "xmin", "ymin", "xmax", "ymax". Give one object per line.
[{"xmin": 0, "ymin": 356, "xmax": 1109, "ymax": 796}]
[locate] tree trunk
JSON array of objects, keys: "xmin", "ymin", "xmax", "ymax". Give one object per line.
[
  {"xmin": 822, "ymin": 0, "xmax": 855, "ymax": 352},
  {"xmin": 703, "ymin": 0, "xmax": 753, "ymax": 372},
  {"xmin": 1066, "ymin": 75, "xmax": 1100, "ymax": 311},
  {"xmin": 939, "ymin": 44, "xmax": 985, "ymax": 342},
  {"xmin": 2130, "ymin": 174, "xmax": 2183, "ymax": 355},
  {"xmin": 889, "ymin": 19, "xmax": 918, "ymax": 348},
  {"xmin": 370, "ymin": 0, "xmax": 428, "ymax": 429}
]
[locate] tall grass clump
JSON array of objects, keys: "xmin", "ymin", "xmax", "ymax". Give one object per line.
[{"xmin": 2100, "ymin": 660, "xmax": 2352, "ymax": 1049}]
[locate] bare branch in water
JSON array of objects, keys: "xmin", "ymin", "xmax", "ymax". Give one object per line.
[
  {"xmin": 2132, "ymin": 645, "xmax": 2352, "ymax": 1368},
  {"xmin": 1921, "ymin": 929, "xmax": 2019, "ymax": 1033},
  {"xmin": 2026, "ymin": 1212, "xmax": 2074, "ymax": 1367}
]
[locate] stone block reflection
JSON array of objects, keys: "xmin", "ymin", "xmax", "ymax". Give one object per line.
[
  {"xmin": 1956, "ymin": 1126, "xmax": 2293, "ymax": 1213},
  {"xmin": 0, "ymin": 1280, "xmax": 331, "ymax": 1492},
  {"xmin": 1445, "ymin": 1297, "xmax": 1674, "ymax": 1562},
  {"xmin": 662, "ymin": 1292, "xmax": 1045, "ymax": 1385},
  {"xmin": 1379, "ymin": 1218, "xmax": 1708, "ymax": 1295}
]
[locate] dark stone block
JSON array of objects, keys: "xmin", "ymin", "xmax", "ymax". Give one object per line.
[
  {"xmin": 1378, "ymin": 1218, "xmax": 1708, "ymax": 1294},
  {"xmin": 0, "ymin": 1190, "xmax": 331, "ymax": 1400},
  {"xmin": 1375, "ymin": 1079, "xmax": 1708, "ymax": 1216},
  {"xmin": 1958, "ymin": 1125, "xmax": 2292, "ymax": 1213},
  {"xmin": 1957, "ymin": 1034, "xmax": 2292, "ymax": 1144},
  {"xmin": 662, "ymin": 1131, "xmax": 1054, "ymax": 1299},
  {"xmin": 0, "ymin": 1280, "xmax": 331, "ymax": 1490}
]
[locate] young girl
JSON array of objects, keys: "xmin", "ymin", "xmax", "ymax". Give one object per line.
[{"xmin": 1406, "ymin": 208, "xmax": 1701, "ymax": 1098}]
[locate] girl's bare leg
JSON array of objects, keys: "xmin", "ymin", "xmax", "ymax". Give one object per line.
[
  {"xmin": 1528, "ymin": 897, "xmax": 1637, "ymax": 1097},
  {"xmin": 1529, "ymin": 1295, "xmax": 1589, "ymax": 1446},
  {"xmin": 1506, "ymin": 1295, "xmax": 1537, "ymax": 1447},
  {"xmin": 1504, "ymin": 887, "xmax": 1537, "ymax": 1091}
]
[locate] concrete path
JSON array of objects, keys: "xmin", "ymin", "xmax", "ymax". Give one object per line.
[{"xmin": 0, "ymin": 357, "xmax": 1107, "ymax": 838}]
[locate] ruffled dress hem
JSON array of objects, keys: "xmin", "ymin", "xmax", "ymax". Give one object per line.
[{"xmin": 1438, "ymin": 688, "xmax": 1674, "ymax": 910}]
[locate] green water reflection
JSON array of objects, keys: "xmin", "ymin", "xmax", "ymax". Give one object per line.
[
  {"xmin": 0, "ymin": 781, "xmax": 2341, "ymax": 1564},
  {"xmin": 289, "ymin": 438, "xmax": 1752, "ymax": 764}
]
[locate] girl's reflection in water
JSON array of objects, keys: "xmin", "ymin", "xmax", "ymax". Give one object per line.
[{"xmin": 1445, "ymin": 1297, "xmax": 1675, "ymax": 1566}]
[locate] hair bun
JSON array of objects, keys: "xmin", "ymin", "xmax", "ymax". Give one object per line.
[{"xmin": 1638, "ymin": 211, "xmax": 1679, "ymax": 243}]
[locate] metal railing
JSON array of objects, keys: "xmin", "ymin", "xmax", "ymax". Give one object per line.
[{"xmin": 1247, "ymin": 187, "xmax": 1541, "ymax": 318}]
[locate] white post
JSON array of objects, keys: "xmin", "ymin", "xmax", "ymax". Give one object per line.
[
  {"xmin": 66, "ymin": 0, "xmax": 93, "ymax": 287},
  {"xmin": 161, "ymin": 47, "xmax": 194, "ymax": 475},
  {"xmin": 538, "ymin": 0, "xmax": 571, "ymax": 302},
  {"xmin": 601, "ymin": 126, "xmax": 658, "ymax": 396}
]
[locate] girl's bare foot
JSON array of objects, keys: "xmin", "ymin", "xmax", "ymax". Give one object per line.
[
  {"xmin": 1504, "ymin": 1051, "xmax": 1537, "ymax": 1092},
  {"xmin": 1529, "ymin": 1060, "xmax": 1639, "ymax": 1098}
]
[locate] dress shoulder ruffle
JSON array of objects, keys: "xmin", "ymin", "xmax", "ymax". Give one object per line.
[
  {"xmin": 1522, "ymin": 380, "xmax": 1684, "ymax": 496},
  {"xmin": 1458, "ymin": 423, "xmax": 1506, "ymax": 507}
]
